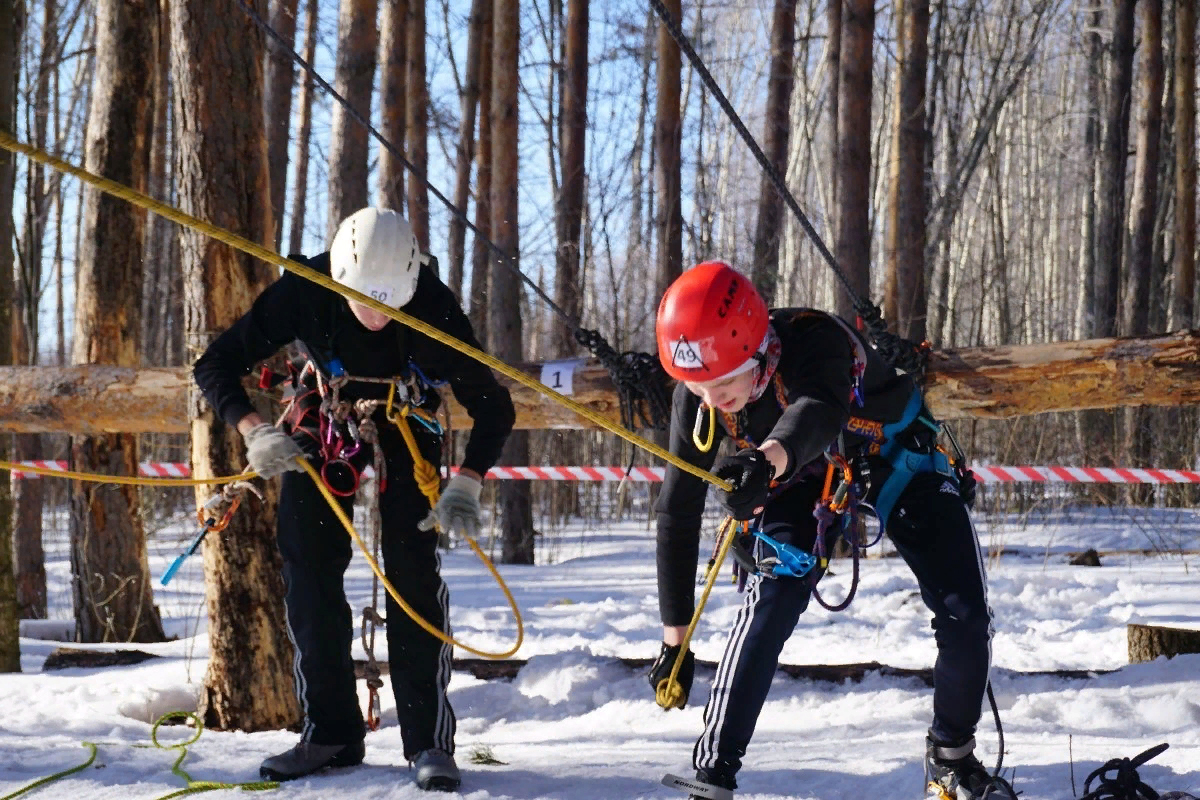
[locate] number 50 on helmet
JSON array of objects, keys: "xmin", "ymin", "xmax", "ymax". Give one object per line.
[{"xmin": 655, "ymin": 261, "xmax": 770, "ymax": 383}]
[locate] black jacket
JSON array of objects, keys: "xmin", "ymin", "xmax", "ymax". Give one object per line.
[
  {"xmin": 655, "ymin": 309, "xmax": 916, "ymax": 625},
  {"xmin": 193, "ymin": 252, "xmax": 515, "ymax": 477}
]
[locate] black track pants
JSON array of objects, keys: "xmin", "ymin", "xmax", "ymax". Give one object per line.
[
  {"xmin": 275, "ymin": 427, "xmax": 455, "ymax": 759},
  {"xmin": 694, "ymin": 472, "xmax": 992, "ymax": 775}
]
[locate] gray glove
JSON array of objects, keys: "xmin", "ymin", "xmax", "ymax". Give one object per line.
[
  {"xmin": 419, "ymin": 473, "xmax": 483, "ymax": 540},
  {"xmin": 243, "ymin": 423, "xmax": 306, "ymax": 479}
]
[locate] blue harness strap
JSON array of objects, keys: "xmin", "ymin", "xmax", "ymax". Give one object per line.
[{"xmin": 871, "ymin": 389, "xmax": 953, "ymax": 530}]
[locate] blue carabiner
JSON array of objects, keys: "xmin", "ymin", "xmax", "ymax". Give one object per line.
[
  {"xmin": 751, "ymin": 529, "xmax": 819, "ymax": 579},
  {"xmin": 410, "ymin": 412, "xmax": 444, "ymax": 436}
]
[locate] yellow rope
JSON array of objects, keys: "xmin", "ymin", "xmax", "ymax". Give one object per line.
[
  {"xmin": 384, "ymin": 383, "xmax": 442, "ymax": 507},
  {"xmin": 0, "ymin": 743, "xmax": 96, "ymax": 800},
  {"xmin": 655, "ymin": 516, "xmax": 740, "ymax": 710},
  {"xmin": 296, "ymin": 457, "xmax": 523, "ymax": 659},
  {"xmin": 0, "ymin": 459, "xmax": 256, "ymax": 486},
  {"xmin": 0, "ymin": 131, "xmax": 731, "ymax": 494}
]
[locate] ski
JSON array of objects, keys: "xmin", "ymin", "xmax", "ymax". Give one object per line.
[{"xmin": 661, "ymin": 773, "xmax": 734, "ymax": 800}]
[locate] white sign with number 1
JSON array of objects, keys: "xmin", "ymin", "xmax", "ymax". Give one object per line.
[{"xmin": 540, "ymin": 359, "xmax": 584, "ymax": 395}]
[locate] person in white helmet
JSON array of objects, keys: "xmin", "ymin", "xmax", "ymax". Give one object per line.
[{"xmin": 194, "ymin": 208, "xmax": 515, "ymax": 791}]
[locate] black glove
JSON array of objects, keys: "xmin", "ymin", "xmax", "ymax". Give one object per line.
[
  {"xmin": 713, "ymin": 448, "xmax": 775, "ymax": 520},
  {"xmin": 958, "ymin": 468, "xmax": 978, "ymax": 509},
  {"xmin": 648, "ymin": 641, "xmax": 695, "ymax": 709}
]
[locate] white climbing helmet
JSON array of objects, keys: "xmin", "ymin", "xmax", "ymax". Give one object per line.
[{"xmin": 329, "ymin": 207, "xmax": 422, "ymax": 309}]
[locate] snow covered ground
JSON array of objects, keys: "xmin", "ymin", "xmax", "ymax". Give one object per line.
[{"xmin": 2, "ymin": 502, "xmax": 1199, "ymax": 799}]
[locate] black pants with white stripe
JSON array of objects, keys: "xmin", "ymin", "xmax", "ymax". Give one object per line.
[
  {"xmin": 276, "ymin": 426, "xmax": 455, "ymax": 759},
  {"xmin": 694, "ymin": 472, "xmax": 992, "ymax": 776}
]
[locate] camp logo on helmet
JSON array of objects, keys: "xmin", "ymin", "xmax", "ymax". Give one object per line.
[{"xmin": 717, "ymin": 277, "xmax": 738, "ymax": 318}]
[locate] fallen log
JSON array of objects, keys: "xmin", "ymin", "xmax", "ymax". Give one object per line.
[
  {"xmin": 1, "ymin": 329, "xmax": 1198, "ymax": 434},
  {"xmin": 1128, "ymin": 622, "xmax": 1200, "ymax": 663},
  {"xmin": 356, "ymin": 657, "xmax": 1111, "ymax": 686}
]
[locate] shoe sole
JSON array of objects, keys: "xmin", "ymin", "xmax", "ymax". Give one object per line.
[
  {"xmin": 259, "ymin": 754, "xmax": 365, "ymax": 782},
  {"xmin": 417, "ymin": 776, "xmax": 462, "ymax": 792}
]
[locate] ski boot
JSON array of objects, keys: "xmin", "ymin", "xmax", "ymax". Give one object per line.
[
  {"xmin": 413, "ymin": 748, "xmax": 462, "ymax": 792},
  {"xmin": 259, "ymin": 739, "xmax": 365, "ymax": 781},
  {"xmin": 925, "ymin": 736, "xmax": 1016, "ymax": 800}
]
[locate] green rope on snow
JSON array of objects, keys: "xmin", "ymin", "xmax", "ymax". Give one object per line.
[
  {"xmin": 0, "ymin": 742, "xmax": 97, "ymax": 800},
  {"xmin": 0, "ymin": 711, "xmax": 279, "ymax": 800},
  {"xmin": 149, "ymin": 711, "xmax": 278, "ymax": 799}
]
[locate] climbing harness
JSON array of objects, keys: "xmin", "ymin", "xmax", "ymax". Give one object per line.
[
  {"xmin": 236, "ymin": 0, "xmax": 673, "ymax": 433},
  {"xmin": 0, "ymin": 712, "xmax": 278, "ymax": 800}
]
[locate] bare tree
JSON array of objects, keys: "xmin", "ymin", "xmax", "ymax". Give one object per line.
[
  {"xmin": 883, "ymin": 0, "xmax": 928, "ymax": 343},
  {"xmin": 750, "ymin": 0, "xmax": 796, "ymax": 305},
  {"xmin": 826, "ymin": 0, "xmax": 840, "ymax": 231},
  {"xmin": 264, "ymin": 0, "xmax": 299, "ymax": 250},
  {"xmin": 377, "ymin": 0, "xmax": 406, "ymax": 210},
  {"xmin": 406, "ymin": 0, "xmax": 428, "ymax": 249},
  {"xmin": 287, "ymin": 0, "xmax": 317, "ymax": 253},
  {"xmin": 1124, "ymin": 0, "xmax": 1162, "ymax": 338},
  {"xmin": 1077, "ymin": 5, "xmax": 1102, "ymax": 339},
  {"xmin": 327, "ymin": 0, "xmax": 378, "ymax": 241},
  {"xmin": 1093, "ymin": 0, "xmax": 1136, "ymax": 339},
  {"xmin": 1172, "ymin": 0, "xmax": 1195, "ymax": 329},
  {"xmin": 554, "ymin": 0, "xmax": 586, "ymax": 356},
  {"xmin": 447, "ymin": 0, "xmax": 486, "ymax": 300},
  {"xmin": 12, "ymin": 0, "xmax": 55, "ymax": 622},
  {"xmin": 70, "ymin": 0, "xmax": 164, "ymax": 644},
  {"xmin": 489, "ymin": 0, "xmax": 532, "ymax": 564},
  {"xmin": 835, "ymin": 0, "xmax": 873, "ymax": 319},
  {"xmin": 468, "ymin": 4, "xmax": 493, "ymax": 347},
  {"xmin": 142, "ymin": 4, "xmax": 173, "ymax": 367},
  {"xmin": 172, "ymin": 0, "xmax": 301, "ymax": 731},
  {"xmin": 0, "ymin": 0, "xmax": 23, "ymax": 673},
  {"xmin": 654, "ymin": 0, "xmax": 682, "ymax": 302}
]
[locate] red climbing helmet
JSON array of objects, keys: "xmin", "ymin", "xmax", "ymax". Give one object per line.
[{"xmin": 655, "ymin": 261, "xmax": 770, "ymax": 383}]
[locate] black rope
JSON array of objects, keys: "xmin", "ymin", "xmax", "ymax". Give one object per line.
[
  {"xmin": 647, "ymin": 0, "xmax": 929, "ymax": 381},
  {"xmin": 238, "ymin": 0, "xmax": 673, "ymax": 430},
  {"xmin": 574, "ymin": 328, "xmax": 673, "ymax": 431},
  {"xmin": 1076, "ymin": 743, "xmax": 1185, "ymax": 800}
]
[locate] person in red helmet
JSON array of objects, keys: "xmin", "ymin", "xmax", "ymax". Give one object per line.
[{"xmin": 649, "ymin": 262, "xmax": 1014, "ymax": 800}]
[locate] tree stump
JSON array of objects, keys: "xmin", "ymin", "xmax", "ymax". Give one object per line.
[{"xmin": 1128, "ymin": 623, "xmax": 1200, "ymax": 663}]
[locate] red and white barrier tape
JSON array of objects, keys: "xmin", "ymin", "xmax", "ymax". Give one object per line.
[{"xmin": 9, "ymin": 460, "xmax": 1200, "ymax": 484}]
